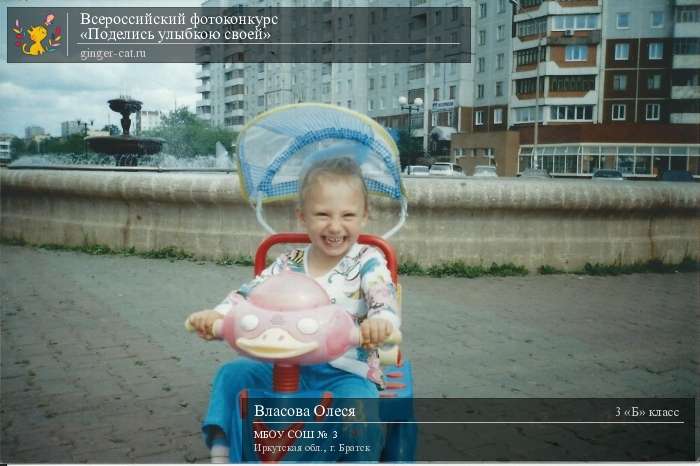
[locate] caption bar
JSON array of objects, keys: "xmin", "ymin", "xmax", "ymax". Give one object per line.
[
  {"xmin": 237, "ymin": 397, "xmax": 695, "ymax": 461},
  {"xmin": 8, "ymin": 7, "xmax": 471, "ymax": 63}
]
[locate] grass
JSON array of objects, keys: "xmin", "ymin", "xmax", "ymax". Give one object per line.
[
  {"xmin": 0, "ymin": 237, "xmax": 252, "ymax": 267},
  {"xmin": 576, "ymin": 256, "xmax": 699, "ymax": 275},
  {"xmin": 3, "ymin": 237, "xmax": 698, "ymax": 277},
  {"xmin": 399, "ymin": 260, "xmax": 528, "ymax": 278}
]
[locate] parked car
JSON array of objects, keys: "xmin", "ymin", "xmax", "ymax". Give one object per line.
[
  {"xmin": 473, "ymin": 165, "xmax": 498, "ymax": 178},
  {"xmin": 591, "ymin": 169, "xmax": 624, "ymax": 181},
  {"xmin": 403, "ymin": 165, "xmax": 430, "ymax": 177},
  {"xmin": 429, "ymin": 162, "xmax": 465, "ymax": 177},
  {"xmin": 658, "ymin": 170, "xmax": 694, "ymax": 182}
]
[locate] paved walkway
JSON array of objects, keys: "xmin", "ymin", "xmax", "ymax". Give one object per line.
[{"xmin": 1, "ymin": 245, "xmax": 697, "ymax": 462}]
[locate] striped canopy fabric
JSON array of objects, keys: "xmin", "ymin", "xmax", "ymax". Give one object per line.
[{"xmin": 236, "ymin": 103, "xmax": 405, "ymax": 204}]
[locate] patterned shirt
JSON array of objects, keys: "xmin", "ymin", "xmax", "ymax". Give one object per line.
[{"xmin": 214, "ymin": 243, "xmax": 400, "ymax": 379}]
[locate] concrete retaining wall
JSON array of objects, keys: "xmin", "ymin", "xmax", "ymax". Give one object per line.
[{"xmin": 2, "ymin": 168, "xmax": 698, "ymax": 271}]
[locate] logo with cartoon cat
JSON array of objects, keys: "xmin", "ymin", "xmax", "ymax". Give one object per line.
[{"xmin": 12, "ymin": 13, "xmax": 62, "ymax": 56}]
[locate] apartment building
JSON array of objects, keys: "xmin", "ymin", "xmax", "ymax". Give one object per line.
[
  {"xmin": 196, "ymin": 0, "xmax": 698, "ymax": 177},
  {"xmin": 456, "ymin": 0, "xmax": 699, "ymax": 178},
  {"xmin": 197, "ymin": 0, "xmax": 475, "ymax": 145},
  {"xmin": 671, "ymin": 0, "xmax": 700, "ymax": 125},
  {"xmin": 24, "ymin": 126, "xmax": 45, "ymax": 140},
  {"xmin": 61, "ymin": 120, "xmax": 85, "ymax": 138},
  {"xmin": 135, "ymin": 110, "xmax": 163, "ymax": 135},
  {"xmin": 0, "ymin": 134, "xmax": 12, "ymax": 165}
]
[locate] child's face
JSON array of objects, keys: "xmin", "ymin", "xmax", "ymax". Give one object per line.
[{"xmin": 297, "ymin": 174, "xmax": 368, "ymax": 262}]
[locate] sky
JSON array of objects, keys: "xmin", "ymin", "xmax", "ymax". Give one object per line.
[{"xmin": 1, "ymin": 0, "xmax": 202, "ymax": 137}]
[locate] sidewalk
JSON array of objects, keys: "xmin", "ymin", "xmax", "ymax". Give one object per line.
[{"xmin": 1, "ymin": 245, "xmax": 697, "ymax": 462}]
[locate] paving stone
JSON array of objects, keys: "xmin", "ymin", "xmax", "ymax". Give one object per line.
[{"xmin": 2, "ymin": 245, "xmax": 697, "ymax": 462}]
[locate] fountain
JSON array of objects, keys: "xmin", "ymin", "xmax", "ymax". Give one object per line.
[{"xmin": 84, "ymin": 97, "xmax": 165, "ymax": 166}]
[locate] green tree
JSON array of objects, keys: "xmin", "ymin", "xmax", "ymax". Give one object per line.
[
  {"xmin": 396, "ymin": 129, "xmax": 426, "ymax": 168},
  {"xmin": 143, "ymin": 107, "xmax": 236, "ymax": 157},
  {"xmin": 39, "ymin": 134, "xmax": 85, "ymax": 154},
  {"xmin": 10, "ymin": 137, "xmax": 26, "ymax": 158}
]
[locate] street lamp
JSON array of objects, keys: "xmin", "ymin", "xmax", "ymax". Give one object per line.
[
  {"xmin": 398, "ymin": 95, "xmax": 423, "ymax": 139},
  {"xmin": 510, "ymin": 0, "xmax": 548, "ymax": 178}
]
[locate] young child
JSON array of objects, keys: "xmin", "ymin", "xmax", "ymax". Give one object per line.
[{"xmin": 187, "ymin": 155, "xmax": 400, "ymax": 463}]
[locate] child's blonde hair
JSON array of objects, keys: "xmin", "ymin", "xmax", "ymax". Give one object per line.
[{"xmin": 298, "ymin": 156, "xmax": 369, "ymax": 210}]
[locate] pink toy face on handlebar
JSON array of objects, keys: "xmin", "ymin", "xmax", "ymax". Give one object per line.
[{"xmin": 220, "ymin": 271, "xmax": 359, "ymax": 365}]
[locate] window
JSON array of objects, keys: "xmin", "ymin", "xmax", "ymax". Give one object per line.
[
  {"xmin": 497, "ymin": 53, "xmax": 505, "ymax": 70},
  {"xmin": 369, "ymin": 78, "xmax": 375, "ymax": 90},
  {"xmin": 514, "ymin": 106, "xmax": 541, "ymax": 123},
  {"xmin": 477, "ymin": 84, "xmax": 484, "ymax": 99},
  {"xmin": 552, "ymin": 14, "xmax": 599, "ymax": 31},
  {"xmin": 433, "ymin": 88, "xmax": 440, "ymax": 100},
  {"xmin": 675, "ymin": 6, "xmax": 699, "ymax": 23},
  {"xmin": 647, "ymin": 74, "xmax": 662, "ymax": 90},
  {"xmin": 612, "ymin": 104, "xmax": 626, "ymax": 121},
  {"xmin": 565, "ymin": 45, "xmax": 587, "ymax": 61},
  {"xmin": 257, "ymin": 95, "xmax": 264, "ymax": 106},
  {"xmin": 477, "ymin": 57, "xmax": 485, "ymax": 73},
  {"xmin": 381, "ymin": 75, "xmax": 386, "ymax": 88},
  {"xmin": 495, "ymin": 81, "xmax": 504, "ymax": 97},
  {"xmin": 549, "ymin": 75, "xmax": 596, "ymax": 92},
  {"xmin": 368, "ymin": 99, "xmax": 374, "ymax": 111},
  {"xmin": 614, "ymin": 43, "xmax": 630, "ymax": 60},
  {"xmin": 347, "ymin": 100, "xmax": 352, "ymax": 108},
  {"xmin": 479, "ymin": 3, "xmax": 487, "ymax": 18},
  {"xmin": 449, "ymin": 85, "xmax": 456, "ymax": 99},
  {"xmin": 550, "ymin": 105, "xmax": 593, "ymax": 121},
  {"xmin": 613, "ymin": 74, "xmax": 627, "ymax": 91},
  {"xmin": 475, "ymin": 110, "xmax": 484, "ymax": 126},
  {"xmin": 497, "ymin": 25, "xmax": 505, "ymax": 41},
  {"xmin": 674, "ymin": 38, "xmax": 700, "ymax": 55},
  {"xmin": 650, "ymin": 11, "xmax": 664, "ymax": 28},
  {"xmin": 379, "ymin": 97, "xmax": 385, "ymax": 110},
  {"xmin": 516, "ymin": 77, "xmax": 542, "ymax": 95},
  {"xmin": 394, "ymin": 73, "xmax": 399, "ymax": 86},
  {"xmin": 648, "ymin": 42, "xmax": 663, "ymax": 60},
  {"xmin": 515, "ymin": 46, "xmax": 545, "ymax": 66},
  {"xmin": 616, "ymin": 12, "xmax": 630, "ymax": 29},
  {"xmin": 435, "ymin": 10, "xmax": 442, "ymax": 25},
  {"xmin": 645, "ymin": 103, "xmax": 660, "ymax": 121},
  {"xmin": 478, "ymin": 30, "xmax": 486, "ymax": 46},
  {"xmin": 493, "ymin": 108, "xmax": 503, "ymax": 124},
  {"xmin": 408, "ymin": 64, "xmax": 425, "ymax": 80},
  {"xmin": 516, "ymin": 18, "xmax": 546, "ymax": 38},
  {"xmin": 498, "ymin": 0, "xmax": 506, "ymax": 14}
]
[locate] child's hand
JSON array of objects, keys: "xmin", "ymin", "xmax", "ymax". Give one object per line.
[
  {"xmin": 360, "ymin": 318, "xmax": 393, "ymax": 349},
  {"xmin": 187, "ymin": 310, "xmax": 223, "ymax": 340}
]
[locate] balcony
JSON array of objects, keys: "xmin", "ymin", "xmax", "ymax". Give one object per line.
[
  {"xmin": 670, "ymin": 113, "xmax": 700, "ymax": 124},
  {"xmin": 196, "ymin": 84, "xmax": 211, "ymax": 93},
  {"xmin": 671, "ymin": 85, "xmax": 700, "ymax": 99},
  {"xmin": 224, "ymin": 108, "xmax": 245, "ymax": 116},
  {"xmin": 548, "ymin": 30, "xmax": 601, "ymax": 46},
  {"xmin": 673, "ymin": 55, "xmax": 700, "ymax": 69},
  {"xmin": 224, "ymin": 77, "xmax": 245, "ymax": 87},
  {"xmin": 224, "ymin": 94, "xmax": 245, "ymax": 103},
  {"xmin": 195, "ymin": 68, "xmax": 211, "ymax": 79},
  {"xmin": 673, "ymin": 22, "xmax": 699, "ymax": 38}
]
